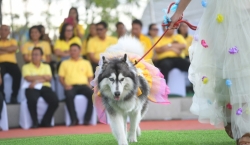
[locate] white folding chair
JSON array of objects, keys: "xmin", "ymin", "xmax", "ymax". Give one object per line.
[
  {"xmin": 55, "ymin": 75, "xmax": 66, "ymax": 101},
  {"xmin": 0, "ymin": 102, "xmax": 8, "ymax": 131},
  {"xmin": 19, "ymin": 97, "xmax": 55, "ymax": 129},
  {"xmin": 3, "ymin": 73, "xmax": 22, "ymax": 103},
  {"xmin": 167, "ymin": 68, "xmax": 186, "ymax": 97},
  {"xmin": 65, "ymin": 95, "xmax": 97, "ymax": 126}
]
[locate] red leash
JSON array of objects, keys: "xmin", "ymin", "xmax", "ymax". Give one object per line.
[{"xmin": 134, "ymin": 2, "xmax": 197, "ymax": 65}]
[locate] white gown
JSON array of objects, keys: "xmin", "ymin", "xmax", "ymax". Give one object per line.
[{"xmin": 189, "ymin": 0, "xmax": 250, "ymax": 139}]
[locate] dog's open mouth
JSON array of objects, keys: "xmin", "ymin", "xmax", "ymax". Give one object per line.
[{"xmin": 114, "ymin": 96, "xmax": 120, "ymax": 101}]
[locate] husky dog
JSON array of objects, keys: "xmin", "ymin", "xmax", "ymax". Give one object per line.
[{"xmin": 97, "ymin": 37, "xmax": 150, "ymax": 145}]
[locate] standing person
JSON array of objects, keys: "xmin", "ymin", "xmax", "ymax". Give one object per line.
[
  {"xmin": 81, "ymin": 23, "xmax": 96, "ymax": 59},
  {"xmin": 22, "ymin": 47, "xmax": 58, "ymax": 128},
  {"xmin": 59, "ymin": 43, "xmax": 93, "ymax": 126},
  {"xmin": 177, "ymin": 22, "xmax": 193, "ymax": 60},
  {"xmin": 115, "ymin": 22, "xmax": 126, "ymax": 38},
  {"xmin": 169, "ymin": 0, "xmax": 250, "ymax": 144},
  {"xmin": 0, "ymin": 25, "xmax": 21, "ymax": 104},
  {"xmin": 59, "ymin": 7, "xmax": 85, "ymax": 39}
]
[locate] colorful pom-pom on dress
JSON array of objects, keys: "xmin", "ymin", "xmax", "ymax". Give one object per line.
[
  {"xmin": 189, "ymin": 0, "xmax": 250, "ymax": 139},
  {"xmin": 91, "ymin": 51, "xmax": 170, "ymax": 124}
]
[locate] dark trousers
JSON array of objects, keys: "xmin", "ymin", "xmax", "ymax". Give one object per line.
[
  {"xmin": 0, "ymin": 62, "xmax": 21, "ymax": 103},
  {"xmin": 0, "ymin": 92, "xmax": 4, "ymax": 120},
  {"xmin": 91, "ymin": 63, "xmax": 98, "ymax": 74},
  {"xmin": 64, "ymin": 85, "xmax": 93, "ymax": 123},
  {"xmin": 25, "ymin": 86, "xmax": 59, "ymax": 126},
  {"xmin": 156, "ymin": 57, "xmax": 190, "ymax": 83}
]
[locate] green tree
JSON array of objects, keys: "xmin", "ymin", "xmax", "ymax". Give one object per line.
[{"xmin": 84, "ymin": 0, "xmax": 140, "ymax": 36}]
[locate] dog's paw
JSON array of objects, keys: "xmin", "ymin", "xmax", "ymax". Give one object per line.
[
  {"xmin": 128, "ymin": 133, "xmax": 137, "ymax": 143},
  {"xmin": 136, "ymin": 127, "xmax": 141, "ymax": 137}
]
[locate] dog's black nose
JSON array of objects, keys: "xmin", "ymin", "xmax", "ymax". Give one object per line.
[{"xmin": 114, "ymin": 91, "xmax": 120, "ymax": 97}]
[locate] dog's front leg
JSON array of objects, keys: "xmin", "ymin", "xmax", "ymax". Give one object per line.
[
  {"xmin": 108, "ymin": 113, "xmax": 128, "ymax": 145},
  {"xmin": 128, "ymin": 110, "xmax": 141, "ymax": 142}
]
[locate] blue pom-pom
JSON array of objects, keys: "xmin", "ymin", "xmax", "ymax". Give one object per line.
[
  {"xmin": 225, "ymin": 79, "xmax": 232, "ymax": 87},
  {"xmin": 201, "ymin": 0, "xmax": 207, "ymax": 7},
  {"xmin": 170, "ymin": 4, "xmax": 178, "ymax": 12},
  {"xmin": 175, "ymin": 0, "xmax": 180, "ymax": 4}
]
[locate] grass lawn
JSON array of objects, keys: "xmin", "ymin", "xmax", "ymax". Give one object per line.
[{"xmin": 0, "ymin": 130, "xmax": 235, "ymax": 145}]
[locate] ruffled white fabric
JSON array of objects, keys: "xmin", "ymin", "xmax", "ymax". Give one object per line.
[{"xmin": 189, "ymin": 0, "xmax": 250, "ymax": 139}]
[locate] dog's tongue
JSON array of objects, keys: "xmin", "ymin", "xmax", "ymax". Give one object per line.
[{"xmin": 114, "ymin": 96, "xmax": 120, "ymax": 100}]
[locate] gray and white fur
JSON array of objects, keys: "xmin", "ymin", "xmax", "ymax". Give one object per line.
[{"xmin": 97, "ymin": 54, "xmax": 150, "ymax": 145}]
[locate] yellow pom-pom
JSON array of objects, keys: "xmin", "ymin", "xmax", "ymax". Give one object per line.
[
  {"xmin": 216, "ymin": 14, "xmax": 224, "ymax": 23},
  {"xmin": 202, "ymin": 76, "xmax": 208, "ymax": 84}
]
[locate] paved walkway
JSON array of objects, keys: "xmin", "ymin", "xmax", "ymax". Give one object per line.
[{"xmin": 0, "ymin": 120, "xmax": 222, "ymax": 139}]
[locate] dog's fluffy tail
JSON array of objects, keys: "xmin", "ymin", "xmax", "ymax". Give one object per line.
[{"xmin": 105, "ymin": 36, "xmax": 145, "ymax": 57}]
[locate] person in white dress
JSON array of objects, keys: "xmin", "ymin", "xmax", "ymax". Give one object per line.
[{"xmin": 169, "ymin": 0, "xmax": 250, "ymax": 144}]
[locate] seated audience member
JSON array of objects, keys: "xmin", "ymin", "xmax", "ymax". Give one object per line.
[
  {"xmin": 87, "ymin": 21, "xmax": 117, "ymax": 72},
  {"xmin": 147, "ymin": 23, "xmax": 160, "ymax": 60},
  {"xmin": 37, "ymin": 25, "xmax": 53, "ymax": 52},
  {"xmin": 116, "ymin": 22, "xmax": 126, "ymax": 38},
  {"xmin": 0, "ymin": 25, "xmax": 21, "ymax": 104},
  {"xmin": 59, "ymin": 7, "xmax": 85, "ymax": 39},
  {"xmin": 131, "ymin": 19, "xmax": 153, "ymax": 60},
  {"xmin": 22, "ymin": 47, "xmax": 59, "ymax": 128},
  {"xmin": 54, "ymin": 23, "xmax": 82, "ymax": 71},
  {"xmin": 0, "ymin": 70, "xmax": 3, "ymax": 119},
  {"xmin": 154, "ymin": 26, "xmax": 190, "ymax": 83},
  {"xmin": 177, "ymin": 22, "xmax": 193, "ymax": 60},
  {"xmin": 22, "ymin": 26, "xmax": 51, "ymax": 64},
  {"xmin": 59, "ymin": 43, "xmax": 93, "ymax": 126},
  {"xmin": 81, "ymin": 23, "xmax": 96, "ymax": 59}
]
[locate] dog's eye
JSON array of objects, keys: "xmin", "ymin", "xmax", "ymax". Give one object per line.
[
  {"xmin": 120, "ymin": 78, "xmax": 124, "ymax": 82},
  {"xmin": 109, "ymin": 78, "xmax": 115, "ymax": 82}
]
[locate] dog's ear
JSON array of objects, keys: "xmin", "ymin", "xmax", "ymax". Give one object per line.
[
  {"xmin": 123, "ymin": 54, "xmax": 127, "ymax": 62},
  {"xmin": 102, "ymin": 56, "xmax": 108, "ymax": 64}
]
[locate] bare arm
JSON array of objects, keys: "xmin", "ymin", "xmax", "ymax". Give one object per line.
[
  {"xmin": 0, "ymin": 46, "xmax": 18, "ymax": 53},
  {"xmin": 23, "ymin": 54, "xmax": 31, "ymax": 63},
  {"xmin": 59, "ymin": 76, "xmax": 72, "ymax": 90},
  {"xmin": 168, "ymin": 0, "xmax": 191, "ymax": 29},
  {"xmin": 24, "ymin": 75, "xmax": 51, "ymax": 83},
  {"xmin": 155, "ymin": 43, "xmax": 186, "ymax": 54},
  {"xmin": 45, "ymin": 55, "xmax": 51, "ymax": 63},
  {"xmin": 88, "ymin": 77, "xmax": 93, "ymax": 88},
  {"xmin": 88, "ymin": 53, "xmax": 99, "ymax": 64},
  {"xmin": 54, "ymin": 49, "xmax": 70, "ymax": 57}
]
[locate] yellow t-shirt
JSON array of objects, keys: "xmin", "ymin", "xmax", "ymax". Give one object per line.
[
  {"xmin": 58, "ymin": 58, "xmax": 93, "ymax": 85},
  {"xmin": 21, "ymin": 41, "xmax": 51, "ymax": 62},
  {"xmin": 87, "ymin": 36, "xmax": 117, "ymax": 61},
  {"xmin": 54, "ymin": 37, "xmax": 82, "ymax": 60},
  {"xmin": 139, "ymin": 34, "xmax": 153, "ymax": 60},
  {"xmin": 59, "ymin": 23, "xmax": 85, "ymax": 37},
  {"xmin": 22, "ymin": 62, "xmax": 52, "ymax": 87},
  {"xmin": 0, "ymin": 39, "xmax": 18, "ymax": 63},
  {"xmin": 155, "ymin": 34, "xmax": 187, "ymax": 60},
  {"xmin": 81, "ymin": 38, "xmax": 88, "ymax": 56},
  {"xmin": 184, "ymin": 35, "xmax": 193, "ymax": 57}
]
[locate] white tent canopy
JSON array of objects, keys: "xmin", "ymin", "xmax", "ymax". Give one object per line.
[
  {"xmin": 141, "ymin": 0, "xmax": 204, "ymax": 36},
  {"xmin": 141, "ymin": 0, "xmax": 250, "ymax": 35}
]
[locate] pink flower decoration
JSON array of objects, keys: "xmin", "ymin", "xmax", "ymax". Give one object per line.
[
  {"xmin": 226, "ymin": 103, "xmax": 232, "ymax": 110},
  {"xmin": 228, "ymin": 46, "xmax": 239, "ymax": 54},
  {"xmin": 201, "ymin": 40, "xmax": 208, "ymax": 48},
  {"xmin": 236, "ymin": 108, "xmax": 243, "ymax": 115}
]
